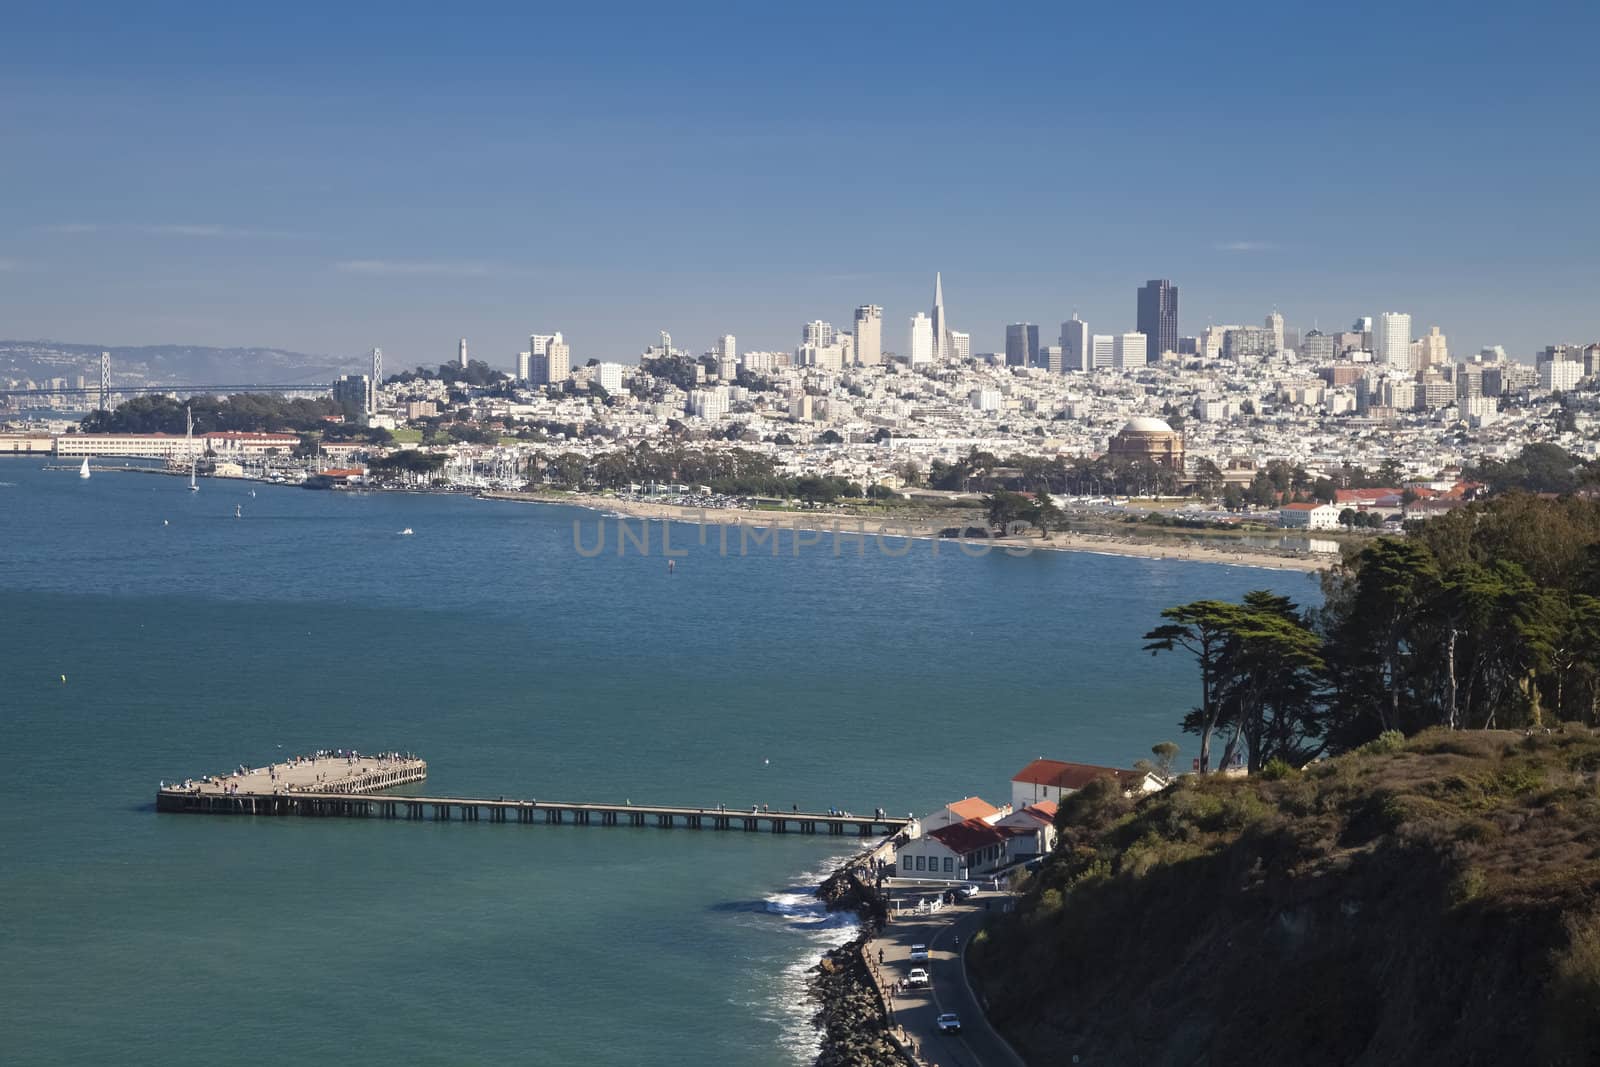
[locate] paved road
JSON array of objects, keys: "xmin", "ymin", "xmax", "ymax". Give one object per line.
[{"xmin": 870, "ymin": 889, "xmax": 1026, "ymax": 1067}]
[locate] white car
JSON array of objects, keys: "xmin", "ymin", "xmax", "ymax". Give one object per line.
[
  {"xmin": 906, "ymin": 967, "xmax": 930, "ymax": 987},
  {"xmin": 908, "ymin": 943, "xmax": 929, "ymax": 961}
]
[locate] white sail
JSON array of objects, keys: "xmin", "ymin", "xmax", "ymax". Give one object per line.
[
  {"xmin": 186, "ymin": 405, "xmax": 199, "ymax": 491},
  {"xmin": 79, "ymin": 457, "xmax": 91, "ymax": 479}
]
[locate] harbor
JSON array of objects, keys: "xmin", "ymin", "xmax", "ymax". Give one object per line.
[{"xmin": 156, "ymin": 751, "xmax": 910, "ymax": 836}]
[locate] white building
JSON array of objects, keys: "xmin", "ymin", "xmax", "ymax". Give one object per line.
[
  {"xmin": 1376, "ymin": 312, "xmax": 1412, "ymax": 367},
  {"xmin": 1542, "ymin": 359, "xmax": 1582, "ymax": 392},
  {"xmin": 1279, "ymin": 502, "xmax": 1341, "ymax": 530},
  {"xmin": 596, "ymin": 362, "xmax": 624, "ymax": 393},
  {"xmin": 546, "ymin": 333, "xmax": 571, "ymax": 384},
  {"xmin": 802, "ymin": 320, "xmax": 835, "ymax": 347},
  {"xmin": 1010, "ymin": 758, "xmax": 1161, "ymax": 810},
  {"xmin": 516, "ymin": 351, "xmax": 531, "ymax": 382},
  {"xmin": 688, "ymin": 387, "xmax": 729, "ymax": 420},
  {"xmin": 1091, "ymin": 334, "xmax": 1115, "ymax": 370},
  {"xmin": 948, "ymin": 330, "xmax": 971, "ymax": 363},
  {"xmin": 853, "ymin": 306, "xmax": 882, "ymax": 366},
  {"xmin": 908, "ymin": 313, "xmax": 934, "ymax": 366},
  {"xmin": 895, "ymin": 817, "xmax": 1011, "ymax": 881},
  {"xmin": 1113, "ymin": 332, "xmax": 1147, "ymax": 369},
  {"xmin": 969, "ymin": 388, "xmax": 1002, "ymax": 412},
  {"xmin": 1266, "ymin": 310, "xmax": 1285, "ymax": 356}
]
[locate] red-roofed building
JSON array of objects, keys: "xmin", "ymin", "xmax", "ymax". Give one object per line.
[
  {"xmin": 995, "ymin": 803, "xmax": 1059, "ymax": 858},
  {"xmin": 896, "ymin": 816, "xmax": 1011, "ymax": 880},
  {"xmin": 1011, "ymin": 759, "xmax": 1162, "ymax": 810},
  {"xmin": 919, "ymin": 795, "xmax": 1011, "ymax": 833},
  {"xmin": 1279, "ymin": 502, "xmax": 1341, "ymax": 529}
]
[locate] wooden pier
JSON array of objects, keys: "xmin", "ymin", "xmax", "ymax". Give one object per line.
[{"xmin": 156, "ymin": 753, "xmax": 907, "ymax": 837}]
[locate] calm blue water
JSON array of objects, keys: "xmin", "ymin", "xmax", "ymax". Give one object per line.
[{"xmin": 0, "ymin": 460, "xmax": 1316, "ymax": 1065}]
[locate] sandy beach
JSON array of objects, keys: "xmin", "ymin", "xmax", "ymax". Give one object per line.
[{"xmin": 481, "ymin": 490, "xmax": 1332, "ymax": 573}]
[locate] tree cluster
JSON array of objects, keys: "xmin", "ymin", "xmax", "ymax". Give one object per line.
[
  {"xmin": 1151, "ymin": 493, "xmax": 1600, "ymax": 771},
  {"xmin": 80, "ymin": 394, "xmax": 344, "ymax": 435}
]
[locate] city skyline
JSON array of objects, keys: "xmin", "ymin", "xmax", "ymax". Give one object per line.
[{"xmin": 2, "ymin": 4, "xmax": 1596, "ymax": 365}]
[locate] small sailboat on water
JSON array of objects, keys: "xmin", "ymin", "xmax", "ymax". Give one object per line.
[
  {"xmin": 186, "ymin": 405, "xmax": 199, "ymax": 491},
  {"xmin": 78, "ymin": 457, "xmax": 91, "ymax": 480},
  {"xmin": 235, "ymin": 504, "xmax": 242, "ymax": 519}
]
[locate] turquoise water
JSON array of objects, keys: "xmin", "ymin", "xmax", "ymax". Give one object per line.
[{"xmin": 0, "ymin": 461, "xmax": 1316, "ymax": 1065}]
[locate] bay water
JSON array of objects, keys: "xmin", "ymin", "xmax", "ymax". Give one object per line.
[{"xmin": 0, "ymin": 460, "xmax": 1316, "ymax": 1065}]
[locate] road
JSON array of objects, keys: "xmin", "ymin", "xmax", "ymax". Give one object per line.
[{"xmin": 869, "ymin": 888, "xmax": 1026, "ymax": 1067}]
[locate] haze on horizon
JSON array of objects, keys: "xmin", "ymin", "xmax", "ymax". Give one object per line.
[{"xmin": 2, "ymin": 1, "xmax": 1595, "ymax": 370}]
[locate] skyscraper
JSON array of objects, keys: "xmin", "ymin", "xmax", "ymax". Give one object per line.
[
  {"xmin": 1417, "ymin": 326, "xmax": 1448, "ymax": 370},
  {"xmin": 803, "ymin": 320, "xmax": 835, "ymax": 347},
  {"xmin": 1265, "ymin": 311, "xmax": 1284, "ymax": 356},
  {"xmin": 908, "ymin": 313, "xmax": 933, "ymax": 366},
  {"xmin": 1061, "ymin": 316, "xmax": 1090, "ymax": 372},
  {"xmin": 1005, "ymin": 324, "xmax": 1040, "ymax": 368},
  {"xmin": 1091, "ymin": 334, "xmax": 1116, "ymax": 369},
  {"xmin": 458, "ymin": 338, "xmax": 468, "ymax": 369},
  {"xmin": 516, "ymin": 351, "xmax": 531, "ymax": 381},
  {"xmin": 1376, "ymin": 312, "xmax": 1412, "ymax": 367},
  {"xmin": 1114, "ymin": 332, "xmax": 1148, "ymax": 369},
  {"xmin": 931, "ymin": 273, "xmax": 948, "ymax": 363},
  {"xmin": 546, "ymin": 333, "xmax": 571, "ymax": 384},
  {"xmin": 948, "ymin": 330, "xmax": 971, "ymax": 362},
  {"xmin": 1136, "ymin": 280, "xmax": 1178, "ymax": 362},
  {"xmin": 853, "ymin": 306, "xmax": 882, "ymax": 366}
]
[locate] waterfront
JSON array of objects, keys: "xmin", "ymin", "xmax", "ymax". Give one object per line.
[{"xmin": 0, "ymin": 459, "xmax": 1316, "ymax": 1065}]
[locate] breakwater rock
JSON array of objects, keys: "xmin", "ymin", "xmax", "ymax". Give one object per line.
[{"xmin": 810, "ymin": 942, "xmax": 906, "ymax": 1067}]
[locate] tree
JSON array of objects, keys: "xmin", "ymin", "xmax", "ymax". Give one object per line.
[
  {"xmin": 1032, "ymin": 491, "xmax": 1065, "ymax": 538},
  {"xmin": 1339, "ymin": 508, "xmax": 1357, "ymax": 529},
  {"xmin": 1144, "ymin": 601, "xmax": 1246, "ymax": 773},
  {"xmin": 1150, "ymin": 741, "xmax": 1180, "ymax": 778},
  {"xmin": 984, "ymin": 490, "xmax": 1034, "ymax": 533}
]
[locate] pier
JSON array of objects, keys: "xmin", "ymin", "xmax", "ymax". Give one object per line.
[{"xmin": 156, "ymin": 752, "xmax": 909, "ymax": 837}]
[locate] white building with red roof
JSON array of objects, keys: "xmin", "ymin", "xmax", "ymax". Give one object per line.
[
  {"xmin": 995, "ymin": 802, "xmax": 1058, "ymax": 859},
  {"xmin": 1010, "ymin": 758, "xmax": 1161, "ymax": 810},
  {"xmin": 895, "ymin": 816, "xmax": 1011, "ymax": 881}
]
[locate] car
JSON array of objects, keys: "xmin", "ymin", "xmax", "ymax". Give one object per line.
[
  {"xmin": 937, "ymin": 1012, "xmax": 962, "ymax": 1035},
  {"xmin": 906, "ymin": 967, "xmax": 930, "ymax": 987},
  {"xmin": 953, "ymin": 882, "xmax": 980, "ymax": 899},
  {"xmin": 908, "ymin": 943, "xmax": 929, "ymax": 961}
]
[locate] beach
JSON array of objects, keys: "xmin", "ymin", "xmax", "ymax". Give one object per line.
[{"xmin": 480, "ymin": 490, "xmax": 1332, "ymax": 573}]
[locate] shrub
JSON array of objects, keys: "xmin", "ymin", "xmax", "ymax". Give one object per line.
[
  {"xmin": 1360, "ymin": 730, "xmax": 1407, "ymax": 756},
  {"xmin": 1261, "ymin": 758, "xmax": 1299, "ymax": 781}
]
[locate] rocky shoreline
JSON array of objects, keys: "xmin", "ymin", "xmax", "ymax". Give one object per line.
[{"xmin": 809, "ymin": 861, "xmax": 911, "ymax": 1066}]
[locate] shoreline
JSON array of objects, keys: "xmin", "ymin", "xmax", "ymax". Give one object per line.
[{"xmin": 481, "ymin": 490, "xmax": 1330, "ymax": 573}]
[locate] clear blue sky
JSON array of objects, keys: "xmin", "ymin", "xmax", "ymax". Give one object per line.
[{"xmin": 2, "ymin": 1, "xmax": 1595, "ymax": 369}]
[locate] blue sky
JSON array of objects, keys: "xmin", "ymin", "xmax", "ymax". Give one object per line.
[{"xmin": 2, "ymin": 1, "xmax": 1595, "ymax": 369}]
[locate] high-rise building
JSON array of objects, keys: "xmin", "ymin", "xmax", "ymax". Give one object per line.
[
  {"xmin": 1376, "ymin": 313, "xmax": 1412, "ymax": 366},
  {"xmin": 333, "ymin": 374, "xmax": 372, "ymax": 419},
  {"xmin": 546, "ymin": 333, "xmax": 571, "ymax": 384},
  {"xmin": 596, "ymin": 362, "xmax": 624, "ymax": 393},
  {"xmin": 803, "ymin": 320, "xmax": 835, "ymax": 347},
  {"xmin": 1091, "ymin": 334, "xmax": 1116, "ymax": 369},
  {"xmin": 1136, "ymin": 280, "xmax": 1178, "ymax": 360},
  {"xmin": 1061, "ymin": 316, "xmax": 1090, "ymax": 372},
  {"xmin": 853, "ymin": 306, "xmax": 882, "ymax": 366},
  {"xmin": 931, "ymin": 273, "xmax": 948, "ymax": 363},
  {"xmin": 948, "ymin": 330, "xmax": 971, "ymax": 362},
  {"xmin": 516, "ymin": 351, "xmax": 531, "ymax": 381},
  {"xmin": 908, "ymin": 313, "xmax": 934, "ymax": 366},
  {"xmin": 1300, "ymin": 330, "xmax": 1336, "ymax": 364},
  {"xmin": 1040, "ymin": 345, "xmax": 1064, "ymax": 374},
  {"xmin": 1005, "ymin": 324, "xmax": 1039, "ymax": 367},
  {"xmin": 1416, "ymin": 326, "xmax": 1448, "ymax": 370},
  {"xmin": 1265, "ymin": 311, "xmax": 1285, "ymax": 357},
  {"xmin": 1114, "ymin": 332, "xmax": 1148, "ymax": 369},
  {"xmin": 1542, "ymin": 359, "xmax": 1583, "ymax": 393},
  {"xmin": 718, "ymin": 334, "xmax": 737, "ymax": 362},
  {"xmin": 530, "ymin": 334, "xmax": 553, "ymax": 360},
  {"xmin": 458, "ymin": 338, "xmax": 468, "ymax": 369}
]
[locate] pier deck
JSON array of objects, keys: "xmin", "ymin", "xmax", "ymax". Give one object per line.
[{"xmin": 156, "ymin": 753, "xmax": 908, "ymax": 837}]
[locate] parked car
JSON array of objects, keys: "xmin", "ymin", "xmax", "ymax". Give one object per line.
[
  {"xmin": 953, "ymin": 882, "xmax": 980, "ymax": 899},
  {"xmin": 937, "ymin": 1012, "xmax": 962, "ymax": 1034},
  {"xmin": 909, "ymin": 943, "xmax": 930, "ymax": 961},
  {"xmin": 907, "ymin": 967, "xmax": 930, "ymax": 987}
]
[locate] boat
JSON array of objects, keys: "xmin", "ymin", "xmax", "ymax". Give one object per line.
[
  {"xmin": 235, "ymin": 505, "xmax": 242, "ymax": 519},
  {"xmin": 78, "ymin": 457, "xmax": 91, "ymax": 480},
  {"xmin": 186, "ymin": 405, "xmax": 199, "ymax": 491},
  {"xmin": 399, "ymin": 528, "xmax": 414, "ymax": 536}
]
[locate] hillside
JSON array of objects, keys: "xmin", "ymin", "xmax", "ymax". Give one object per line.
[{"xmin": 970, "ymin": 728, "xmax": 1600, "ymax": 1066}]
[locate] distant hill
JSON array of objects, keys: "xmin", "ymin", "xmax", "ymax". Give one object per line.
[{"xmin": 0, "ymin": 340, "xmax": 364, "ymax": 386}]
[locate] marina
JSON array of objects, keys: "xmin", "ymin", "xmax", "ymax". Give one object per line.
[{"xmin": 157, "ymin": 751, "xmax": 910, "ymax": 836}]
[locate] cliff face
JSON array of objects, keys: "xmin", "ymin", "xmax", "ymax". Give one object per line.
[{"xmin": 969, "ymin": 729, "xmax": 1600, "ymax": 1067}]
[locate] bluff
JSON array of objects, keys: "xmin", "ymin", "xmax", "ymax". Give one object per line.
[{"xmin": 969, "ymin": 728, "xmax": 1600, "ymax": 1066}]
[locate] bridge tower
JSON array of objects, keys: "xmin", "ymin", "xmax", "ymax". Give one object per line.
[
  {"xmin": 98, "ymin": 351, "xmax": 111, "ymax": 412},
  {"xmin": 369, "ymin": 347, "xmax": 382, "ymax": 417}
]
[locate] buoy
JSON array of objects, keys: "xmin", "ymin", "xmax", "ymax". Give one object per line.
[
  {"xmin": 60, "ymin": 674, "xmax": 67, "ymax": 683},
  {"xmin": 162, "ymin": 519, "xmax": 169, "ymax": 526}
]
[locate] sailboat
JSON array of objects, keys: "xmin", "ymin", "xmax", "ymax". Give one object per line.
[
  {"xmin": 78, "ymin": 457, "xmax": 91, "ymax": 480},
  {"xmin": 186, "ymin": 405, "xmax": 199, "ymax": 491}
]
